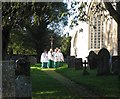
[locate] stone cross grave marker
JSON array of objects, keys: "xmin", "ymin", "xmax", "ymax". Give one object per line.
[{"xmin": 82, "ymin": 60, "xmax": 89, "ymax": 75}]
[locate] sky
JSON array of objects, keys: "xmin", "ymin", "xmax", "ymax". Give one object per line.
[
  {"xmin": 63, "ymin": 0, "xmax": 91, "ymax": 36},
  {"xmin": 63, "ymin": 0, "xmax": 82, "ymax": 36}
]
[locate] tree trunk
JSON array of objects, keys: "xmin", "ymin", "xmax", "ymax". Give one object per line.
[
  {"xmin": 2, "ymin": 26, "xmax": 11, "ymax": 60},
  {"xmin": 118, "ymin": 24, "xmax": 120, "ymax": 78},
  {"xmin": 117, "ymin": 24, "xmax": 120, "ymax": 56},
  {"xmin": 104, "ymin": 1, "xmax": 120, "ymax": 78},
  {"xmin": 116, "ymin": 2, "xmax": 120, "ymax": 78},
  {"xmin": 36, "ymin": 50, "xmax": 41, "ymax": 63}
]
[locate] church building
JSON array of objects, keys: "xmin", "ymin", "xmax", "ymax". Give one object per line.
[{"xmin": 70, "ymin": 0, "xmax": 118, "ymax": 60}]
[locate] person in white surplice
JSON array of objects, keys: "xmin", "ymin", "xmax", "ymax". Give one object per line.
[
  {"xmin": 47, "ymin": 48, "xmax": 54, "ymax": 68},
  {"xmin": 57, "ymin": 49, "xmax": 64, "ymax": 67},
  {"xmin": 40, "ymin": 50, "xmax": 48, "ymax": 68}
]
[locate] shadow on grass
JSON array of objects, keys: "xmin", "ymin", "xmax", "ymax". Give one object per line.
[
  {"xmin": 55, "ymin": 65, "xmax": 120, "ymax": 97},
  {"xmin": 31, "ymin": 67, "xmax": 80, "ymax": 99}
]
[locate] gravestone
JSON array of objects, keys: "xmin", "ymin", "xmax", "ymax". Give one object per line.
[
  {"xmin": 112, "ymin": 56, "xmax": 120, "ymax": 75},
  {"xmin": 28, "ymin": 55, "xmax": 37, "ymax": 65},
  {"xmin": 87, "ymin": 51, "xmax": 97, "ymax": 69},
  {"xmin": 15, "ymin": 58, "xmax": 31, "ymax": 98},
  {"xmin": 82, "ymin": 60, "xmax": 89, "ymax": 75},
  {"xmin": 97, "ymin": 48, "xmax": 111, "ymax": 75},
  {"xmin": 75, "ymin": 58, "xmax": 83, "ymax": 70},
  {"xmin": 2, "ymin": 60, "xmax": 15, "ymax": 98},
  {"xmin": 15, "ymin": 58, "xmax": 30, "ymax": 76},
  {"xmin": 67, "ymin": 56, "xmax": 75, "ymax": 68}
]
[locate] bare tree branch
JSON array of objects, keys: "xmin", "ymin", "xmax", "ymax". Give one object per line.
[{"xmin": 104, "ymin": 2, "xmax": 120, "ymax": 24}]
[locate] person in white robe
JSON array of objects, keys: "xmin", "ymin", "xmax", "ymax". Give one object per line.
[
  {"xmin": 40, "ymin": 50, "xmax": 48, "ymax": 68},
  {"xmin": 58, "ymin": 49, "xmax": 64, "ymax": 67},
  {"xmin": 47, "ymin": 49, "xmax": 54, "ymax": 68},
  {"xmin": 53, "ymin": 48, "xmax": 59, "ymax": 68}
]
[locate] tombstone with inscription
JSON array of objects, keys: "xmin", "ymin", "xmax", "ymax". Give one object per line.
[
  {"xmin": 97, "ymin": 48, "xmax": 111, "ymax": 75},
  {"xmin": 75, "ymin": 58, "xmax": 83, "ymax": 70},
  {"xmin": 87, "ymin": 51, "xmax": 97, "ymax": 69},
  {"xmin": 15, "ymin": 58, "xmax": 31, "ymax": 98},
  {"xmin": 67, "ymin": 56, "xmax": 75, "ymax": 68}
]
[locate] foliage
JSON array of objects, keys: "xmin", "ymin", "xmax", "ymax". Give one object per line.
[
  {"xmin": 2, "ymin": 2, "xmax": 32, "ymax": 27},
  {"xmin": 2, "ymin": 2, "xmax": 69, "ymax": 60},
  {"xmin": 2, "ymin": 2, "xmax": 34, "ymax": 59},
  {"xmin": 69, "ymin": 1, "xmax": 120, "ymax": 28},
  {"xmin": 68, "ymin": 1, "xmax": 88, "ymax": 28},
  {"xmin": 60, "ymin": 35, "xmax": 71, "ymax": 57},
  {"xmin": 8, "ymin": 28, "xmax": 36, "ymax": 54}
]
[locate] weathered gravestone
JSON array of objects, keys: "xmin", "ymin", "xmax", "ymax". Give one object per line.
[
  {"xmin": 28, "ymin": 55, "xmax": 37, "ymax": 65},
  {"xmin": 2, "ymin": 60, "xmax": 15, "ymax": 98},
  {"xmin": 112, "ymin": 56, "xmax": 120, "ymax": 75},
  {"xmin": 15, "ymin": 58, "xmax": 31, "ymax": 98},
  {"xmin": 15, "ymin": 58, "xmax": 30, "ymax": 76},
  {"xmin": 75, "ymin": 58, "xmax": 83, "ymax": 70},
  {"xmin": 67, "ymin": 56, "xmax": 75, "ymax": 68},
  {"xmin": 97, "ymin": 48, "xmax": 111, "ymax": 75},
  {"xmin": 87, "ymin": 51, "xmax": 98, "ymax": 69}
]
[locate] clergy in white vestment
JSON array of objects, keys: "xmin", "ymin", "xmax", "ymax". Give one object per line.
[
  {"xmin": 40, "ymin": 50, "xmax": 48, "ymax": 68},
  {"xmin": 47, "ymin": 49, "xmax": 54, "ymax": 68}
]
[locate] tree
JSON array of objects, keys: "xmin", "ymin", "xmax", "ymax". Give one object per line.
[
  {"xmin": 2, "ymin": 2, "xmax": 33, "ymax": 59},
  {"xmin": 23, "ymin": 2, "xmax": 68, "ymax": 62},
  {"xmin": 103, "ymin": 1, "xmax": 120, "ymax": 77},
  {"xmin": 103, "ymin": 2, "xmax": 120, "ymax": 55},
  {"xmin": 60, "ymin": 35, "xmax": 71, "ymax": 57},
  {"xmin": 2, "ymin": 2, "xmax": 68, "ymax": 61}
]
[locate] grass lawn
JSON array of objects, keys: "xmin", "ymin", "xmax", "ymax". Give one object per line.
[
  {"xmin": 55, "ymin": 64, "xmax": 120, "ymax": 97},
  {"xmin": 31, "ymin": 64, "xmax": 79, "ymax": 99}
]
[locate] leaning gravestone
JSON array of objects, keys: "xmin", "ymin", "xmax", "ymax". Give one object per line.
[
  {"xmin": 87, "ymin": 51, "xmax": 97, "ymax": 69},
  {"xmin": 67, "ymin": 56, "xmax": 75, "ymax": 68},
  {"xmin": 97, "ymin": 48, "xmax": 111, "ymax": 75}
]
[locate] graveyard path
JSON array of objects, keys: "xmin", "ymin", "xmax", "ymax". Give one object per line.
[{"xmin": 41, "ymin": 68, "xmax": 99, "ymax": 97}]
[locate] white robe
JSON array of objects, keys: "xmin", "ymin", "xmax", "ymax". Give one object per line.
[
  {"xmin": 58, "ymin": 52, "xmax": 64, "ymax": 62},
  {"xmin": 40, "ymin": 52, "xmax": 48, "ymax": 62},
  {"xmin": 48, "ymin": 51, "xmax": 54, "ymax": 61}
]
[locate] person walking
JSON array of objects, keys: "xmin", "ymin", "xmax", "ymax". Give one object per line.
[
  {"xmin": 40, "ymin": 50, "xmax": 48, "ymax": 68},
  {"xmin": 53, "ymin": 48, "xmax": 59, "ymax": 68},
  {"xmin": 47, "ymin": 48, "xmax": 54, "ymax": 68},
  {"xmin": 57, "ymin": 49, "xmax": 64, "ymax": 67}
]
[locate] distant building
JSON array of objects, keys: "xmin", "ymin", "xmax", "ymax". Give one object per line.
[{"xmin": 70, "ymin": 0, "xmax": 117, "ymax": 60}]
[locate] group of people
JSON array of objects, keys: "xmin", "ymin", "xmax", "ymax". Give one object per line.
[{"xmin": 40, "ymin": 48, "xmax": 64, "ymax": 68}]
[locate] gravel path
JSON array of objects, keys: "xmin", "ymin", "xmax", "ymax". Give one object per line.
[{"xmin": 41, "ymin": 69, "xmax": 99, "ymax": 97}]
